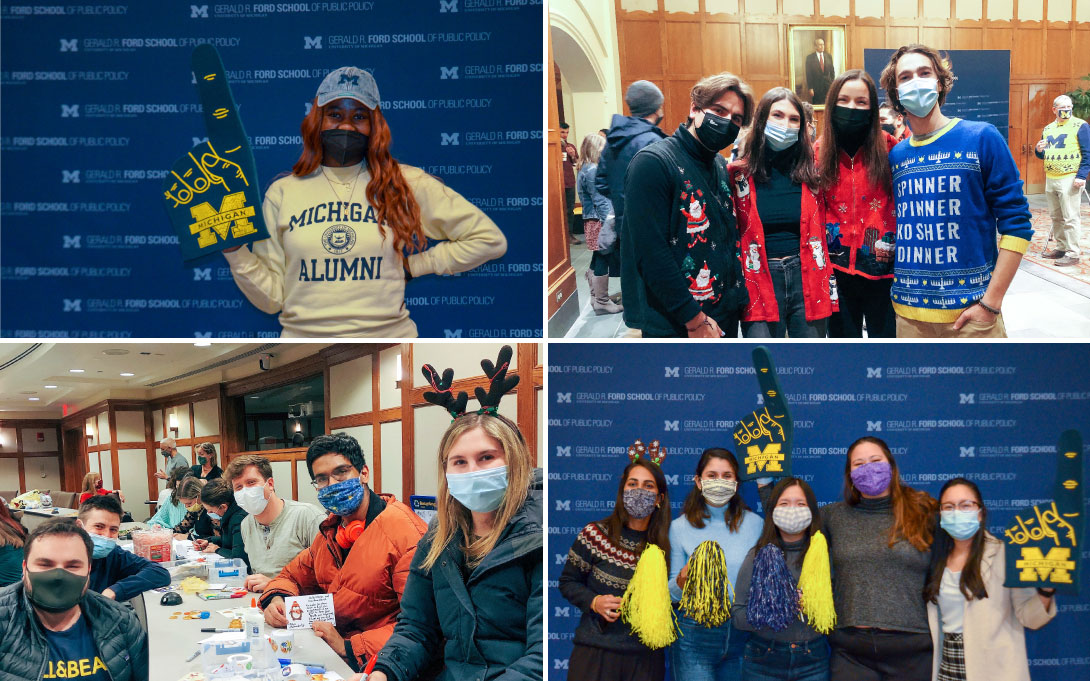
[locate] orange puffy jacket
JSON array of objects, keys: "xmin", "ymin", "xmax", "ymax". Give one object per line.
[{"xmin": 260, "ymin": 488, "xmax": 427, "ymax": 668}]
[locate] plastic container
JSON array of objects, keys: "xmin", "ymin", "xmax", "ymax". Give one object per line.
[{"xmin": 132, "ymin": 527, "xmax": 173, "ymax": 563}]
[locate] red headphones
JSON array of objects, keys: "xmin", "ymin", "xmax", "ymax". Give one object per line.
[{"xmin": 335, "ymin": 520, "xmax": 366, "ymax": 549}]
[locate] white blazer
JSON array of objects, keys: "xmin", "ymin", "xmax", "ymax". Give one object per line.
[{"xmin": 927, "ymin": 534, "xmax": 1057, "ymax": 681}]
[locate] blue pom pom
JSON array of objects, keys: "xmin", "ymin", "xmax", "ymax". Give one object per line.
[{"xmin": 748, "ymin": 544, "xmax": 799, "ymax": 632}]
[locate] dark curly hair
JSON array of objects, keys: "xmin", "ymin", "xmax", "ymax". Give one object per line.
[{"xmin": 305, "ymin": 433, "xmax": 367, "ymax": 479}]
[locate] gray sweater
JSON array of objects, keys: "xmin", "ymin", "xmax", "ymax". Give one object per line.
[
  {"xmin": 820, "ymin": 496, "xmax": 932, "ymax": 633},
  {"xmin": 733, "ymin": 538, "xmax": 822, "ymax": 642}
]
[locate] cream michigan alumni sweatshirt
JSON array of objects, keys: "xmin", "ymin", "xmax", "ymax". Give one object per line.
[{"xmin": 223, "ymin": 163, "xmax": 506, "ymax": 337}]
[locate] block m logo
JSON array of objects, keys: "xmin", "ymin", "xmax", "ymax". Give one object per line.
[
  {"xmin": 61, "ymin": 104, "xmax": 79, "ymax": 118},
  {"xmin": 60, "ymin": 39, "xmax": 78, "ymax": 52},
  {"xmin": 62, "ymin": 235, "xmax": 81, "ymax": 249},
  {"xmin": 190, "ymin": 4, "xmax": 208, "ymax": 17},
  {"xmin": 554, "ymin": 660, "xmax": 569, "ymax": 671},
  {"xmin": 959, "ymin": 393, "xmax": 975, "ymax": 404},
  {"xmin": 440, "ymin": 66, "xmax": 459, "ymax": 79},
  {"xmin": 867, "ymin": 420, "xmax": 882, "ymax": 432},
  {"xmin": 63, "ymin": 299, "xmax": 82, "ymax": 312},
  {"xmin": 440, "ymin": 0, "xmax": 458, "ymax": 11},
  {"xmin": 188, "ymin": 192, "xmax": 258, "ymax": 249},
  {"xmin": 555, "ymin": 446, "xmax": 571, "ymax": 457},
  {"xmin": 664, "ymin": 420, "xmax": 679, "ymax": 432},
  {"xmin": 554, "ymin": 499, "xmax": 571, "ymax": 512},
  {"xmin": 664, "ymin": 366, "xmax": 679, "ymax": 378},
  {"xmin": 1015, "ymin": 547, "xmax": 1075, "ymax": 584},
  {"xmin": 959, "ymin": 446, "xmax": 975, "ymax": 457},
  {"xmin": 192, "ymin": 136, "xmax": 209, "ymax": 147},
  {"xmin": 304, "ymin": 36, "xmax": 322, "ymax": 49},
  {"xmin": 556, "ymin": 392, "xmax": 571, "ymax": 403},
  {"xmin": 554, "ymin": 607, "xmax": 570, "ymax": 617},
  {"xmin": 441, "ymin": 132, "xmax": 460, "ymax": 146},
  {"xmin": 443, "ymin": 329, "xmax": 463, "ymax": 338},
  {"xmin": 866, "ymin": 367, "xmax": 882, "ymax": 378},
  {"xmin": 744, "ymin": 443, "xmax": 785, "ymax": 475},
  {"xmin": 62, "ymin": 170, "xmax": 80, "ymax": 183},
  {"xmin": 193, "ymin": 267, "xmax": 212, "ymax": 281},
  {"xmin": 194, "ymin": 331, "xmax": 213, "ymax": 338},
  {"xmin": 665, "ymin": 474, "xmax": 679, "ymax": 486},
  {"xmin": 1045, "ymin": 133, "xmax": 1069, "ymax": 149}
]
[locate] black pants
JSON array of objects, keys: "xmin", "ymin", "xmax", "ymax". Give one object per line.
[
  {"xmin": 828, "ymin": 628, "xmax": 932, "ymax": 681},
  {"xmin": 569, "ymin": 643, "xmax": 665, "ymax": 681},
  {"xmin": 564, "ymin": 187, "xmax": 579, "ymax": 235},
  {"xmin": 828, "ymin": 272, "xmax": 895, "ymax": 338}
]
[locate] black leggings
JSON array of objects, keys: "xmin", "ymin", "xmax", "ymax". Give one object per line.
[{"xmin": 828, "ymin": 628, "xmax": 932, "ymax": 681}]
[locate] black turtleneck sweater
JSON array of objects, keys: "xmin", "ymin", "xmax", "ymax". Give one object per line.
[
  {"xmin": 754, "ymin": 145, "xmax": 803, "ymax": 259},
  {"xmin": 819, "ymin": 496, "xmax": 932, "ymax": 633}
]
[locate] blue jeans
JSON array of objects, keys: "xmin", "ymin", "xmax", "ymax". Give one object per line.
[
  {"xmin": 741, "ymin": 254, "xmax": 828, "ymax": 338},
  {"xmin": 742, "ymin": 635, "xmax": 830, "ymax": 681},
  {"xmin": 669, "ymin": 616, "xmax": 746, "ymax": 681}
]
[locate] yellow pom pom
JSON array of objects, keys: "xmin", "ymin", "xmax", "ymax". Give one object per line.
[
  {"xmin": 798, "ymin": 530, "xmax": 836, "ymax": 634},
  {"xmin": 679, "ymin": 539, "xmax": 732, "ymax": 628},
  {"xmin": 619, "ymin": 544, "xmax": 678, "ymax": 649}
]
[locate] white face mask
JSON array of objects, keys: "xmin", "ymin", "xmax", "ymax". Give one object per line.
[
  {"xmin": 234, "ymin": 484, "xmax": 270, "ymax": 515},
  {"xmin": 772, "ymin": 506, "xmax": 812, "ymax": 535},
  {"xmin": 699, "ymin": 478, "xmax": 737, "ymax": 507}
]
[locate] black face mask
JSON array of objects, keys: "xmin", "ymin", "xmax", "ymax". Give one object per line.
[
  {"xmin": 832, "ymin": 106, "xmax": 872, "ymax": 149},
  {"xmin": 881, "ymin": 123, "xmax": 897, "ymax": 136},
  {"xmin": 693, "ymin": 110, "xmax": 740, "ymax": 152},
  {"xmin": 320, "ymin": 129, "xmax": 368, "ymax": 166}
]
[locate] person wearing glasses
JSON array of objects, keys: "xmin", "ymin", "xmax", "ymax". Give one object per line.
[
  {"xmin": 923, "ymin": 478, "xmax": 1056, "ymax": 681},
  {"xmin": 257, "ymin": 434, "xmax": 427, "ymax": 672},
  {"xmin": 623, "ymin": 72, "xmax": 755, "ymax": 338}
]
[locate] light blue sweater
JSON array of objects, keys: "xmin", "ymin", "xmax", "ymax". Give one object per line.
[{"xmin": 668, "ymin": 505, "xmax": 764, "ymax": 603}]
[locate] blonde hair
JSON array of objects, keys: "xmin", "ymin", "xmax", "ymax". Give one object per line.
[
  {"xmin": 81, "ymin": 472, "xmax": 102, "ymax": 494},
  {"xmin": 420, "ymin": 413, "xmax": 532, "ymax": 571},
  {"xmin": 577, "ymin": 133, "xmax": 605, "ymax": 172}
]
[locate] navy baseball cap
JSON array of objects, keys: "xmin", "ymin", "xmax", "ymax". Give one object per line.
[{"xmin": 315, "ymin": 66, "xmax": 380, "ymax": 109}]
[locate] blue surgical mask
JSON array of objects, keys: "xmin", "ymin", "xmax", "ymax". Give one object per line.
[
  {"xmin": 446, "ymin": 465, "xmax": 508, "ymax": 513},
  {"xmin": 89, "ymin": 533, "xmax": 117, "ymax": 559},
  {"xmin": 764, "ymin": 121, "xmax": 799, "ymax": 151},
  {"xmin": 206, "ymin": 510, "xmax": 222, "ymax": 521},
  {"xmin": 897, "ymin": 77, "xmax": 940, "ymax": 118},
  {"xmin": 316, "ymin": 477, "xmax": 365, "ymax": 516},
  {"xmin": 940, "ymin": 509, "xmax": 980, "ymax": 540}
]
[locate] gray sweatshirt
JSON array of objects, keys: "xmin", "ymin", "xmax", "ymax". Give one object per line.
[
  {"xmin": 733, "ymin": 538, "xmax": 822, "ymax": 642},
  {"xmin": 820, "ymin": 496, "xmax": 932, "ymax": 633}
]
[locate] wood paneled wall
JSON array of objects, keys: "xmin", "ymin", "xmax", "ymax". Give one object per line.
[{"xmin": 615, "ymin": 0, "xmax": 1090, "ymax": 190}]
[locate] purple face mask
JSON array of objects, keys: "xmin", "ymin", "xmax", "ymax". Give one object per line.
[{"xmin": 851, "ymin": 461, "xmax": 892, "ymax": 496}]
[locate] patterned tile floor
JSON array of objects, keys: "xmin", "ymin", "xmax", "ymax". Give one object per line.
[{"xmin": 560, "ymin": 193, "xmax": 1090, "ymax": 339}]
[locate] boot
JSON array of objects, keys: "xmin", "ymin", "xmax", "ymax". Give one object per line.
[{"xmin": 586, "ymin": 270, "xmax": 623, "ymax": 315}]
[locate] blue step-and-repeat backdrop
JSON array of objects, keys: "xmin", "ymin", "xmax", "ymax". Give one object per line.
[
  {"xmin": 864, "ymin": 49, "xmax": 1011, "ymax": 140},
  {"xmin": 548, "ymin": 343, "xmax": 1090, "ymax": 681},
  {"xmin": 0, "ymin": 1, "xmax": 542, "ymax": 338}
]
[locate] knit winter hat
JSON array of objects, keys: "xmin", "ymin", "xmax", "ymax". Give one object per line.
[{"xmin": 626, "ymin": 80, "xmax": 664, "ymax": 118}]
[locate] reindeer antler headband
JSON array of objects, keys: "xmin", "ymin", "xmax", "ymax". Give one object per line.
[
  {"xmin": 628, "ymin": 438, "xmax": 667, "ymax": 466},
  {"xmin": 422, "ymin": 345, "xmax": 520, "ymax": 420}
]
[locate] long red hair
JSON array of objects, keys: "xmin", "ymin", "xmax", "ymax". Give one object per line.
[
  {"xmin": 843, "ymin": 436, "xmax": 937, "ymax": 552},
  {"xmin": 293, "ymin": 99, "xmax": 425, "ymax": 260}
]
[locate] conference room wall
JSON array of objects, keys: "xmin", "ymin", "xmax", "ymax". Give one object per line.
[
  {"xmin": 0, "ymin": 421, "xmax": 64, "ymax": 497},
  {"xmin": 611, "ymin": 0, "xmax": 1090, "ymax": 188}
]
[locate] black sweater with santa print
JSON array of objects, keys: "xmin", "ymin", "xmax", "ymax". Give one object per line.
[{"xmin": 624, "ymin": 125, "xmax": 748, "ymax": 336}]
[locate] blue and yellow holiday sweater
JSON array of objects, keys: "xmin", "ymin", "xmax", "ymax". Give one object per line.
[
  {"xmin": 889, "ymin": 118, "xmax": 1032, "ymax": 323},
  {"xmin": 1034, "ymin": 116, "xmax": 1090, "ymax": 180}
]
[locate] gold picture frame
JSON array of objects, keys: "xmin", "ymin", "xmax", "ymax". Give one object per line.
[{"xmin": 788, "ymin": 25, "xmax": 846, "ymax": 111}]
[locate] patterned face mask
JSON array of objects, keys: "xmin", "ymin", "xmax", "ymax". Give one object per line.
[
  {"xmin": 772, "ymin": 506, "xmax": 812, "ymax": 535},
  {"xmin": 700, "ymin": 478, "xmax": 737, "ymax": 507},
  {"xmin": 1058, "ymin": 108, "xmax": 1073, "ymax": 120},
  {"xmin": 850, "ymin": 461, "xmax": 892, "ymax": 496},
  {"xmin": 623, "ymin": 488, "xmax": 658, "ymax": 519},
  {"xmin": 316, "ymin": 476, "xmax": 365, "ymax": 516}
]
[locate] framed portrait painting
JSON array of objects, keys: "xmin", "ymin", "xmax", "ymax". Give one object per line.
[{"xmin": 788, "ymin": 26, "xmax": 846, "ymax": 110}]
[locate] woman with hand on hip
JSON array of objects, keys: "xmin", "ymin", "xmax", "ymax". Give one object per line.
[
  {"xmin": 559, "ymin": 441, "xmax": 673, "ymax": 681},
  {"xmin": 924, "ymin": 478, "xmax": 1056, "ymax": 681},
  {"xmin": 668, "ymin": 447, "xmax": 763, "ymax": 681},
  {"xmin": 368, "ymin": 347, "xmax": 542, "ymax": 681},
  {"xmin": 223, "ymin": 66, "xmax": 507, "ymax": 337}
]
